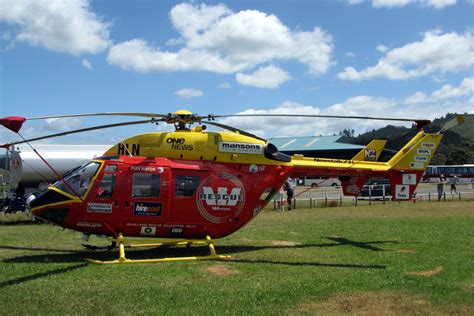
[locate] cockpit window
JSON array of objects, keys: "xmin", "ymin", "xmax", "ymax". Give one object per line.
[{"xmin": 54, "ymin": 162, "xmax": 101, "ymax": 197}]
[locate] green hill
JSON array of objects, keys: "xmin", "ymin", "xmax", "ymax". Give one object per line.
[{"xmin": 348, "ymin": 113, "xmax": 474, "ymax": 164}]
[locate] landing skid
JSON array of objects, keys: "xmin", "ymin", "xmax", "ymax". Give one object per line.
[{"xmin": 85, "ymin": 234, "xmax": 231, "ymax": 264}]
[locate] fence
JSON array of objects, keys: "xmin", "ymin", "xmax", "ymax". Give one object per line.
[{"xmin": 272, "ymin": 183, "xmax": 474, "ymax": 211}]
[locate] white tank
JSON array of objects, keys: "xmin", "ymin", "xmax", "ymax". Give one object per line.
[{"xmin": 12, "ymin": 144, "xmax": 111, "ymax": 187}]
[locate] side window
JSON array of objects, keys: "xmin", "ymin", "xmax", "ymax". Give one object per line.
[
  {"xmin": 132, "ymin": 173, "xmax": 160, "ymax": 198},
  {"xmin": 97, "ymin": 173, "xmax": 116, "ymax": 199},
  {"xmin": 105, "ymin": 165, "xmax": 118, "ymax": 173},
  {"xmin": 175, "ymin": 175, "xmax": 200, "ymax": 197}
]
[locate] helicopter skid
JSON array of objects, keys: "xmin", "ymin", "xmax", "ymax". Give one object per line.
[{"xmin": 85, "ymin": 234, "xmax": 231, "ymax": 264}]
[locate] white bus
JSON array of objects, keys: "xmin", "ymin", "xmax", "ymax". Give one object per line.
[{"xmin": 423, "ymin": 164, "xmax": 474, "ymax": 183}]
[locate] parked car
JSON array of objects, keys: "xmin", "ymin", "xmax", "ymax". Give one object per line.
[
  {"xmin": 360, "ymin": 179, "xmax": 391, "ymax": 198},
  {"xmin": 300, "ymin": 176, "xmax": 341, "ymax": 187}
]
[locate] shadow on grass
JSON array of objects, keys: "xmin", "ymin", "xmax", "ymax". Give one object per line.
[
  {"xmin": 0, "ymin": 236, "xmax": 407, "ymax": 257},
  {"xmin": 229, "ymin": 258, "xmax": 386, "ymax": 269},
  {"xmin": 2, "ymin": 237, "xmax": 399, "ymax": 270},
  {"xmin": 0, "ymin": 245, "xmax": 79, "ymax": 253},
  {"xmin": 0, "ymin": 263, "xmax": 88, "ymax": 289},
  {"xmin": 324, "ymin": 237, "xmax": 399, "ymax": 251},
  {"xmin": 0, "ymin": 239, "xmax": 390, "ymax": 289},
  {"xmin": 3, "ymin": 247, "xmax": 387, "ymax": 270}
]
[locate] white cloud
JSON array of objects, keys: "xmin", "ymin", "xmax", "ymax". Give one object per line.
[
  {"xmin": 174, "ymin": 88, "xmax": 204, "ymax": 99},
  {"xmin": 236, "ymin": 66, "xmax": 291, "ymax": 89},
  {"xmin": 107, "ymin": 39, "xmax": 246, "ymax": 74},
  {"xmin": 431, "ymin": 77, "xmax": 474, "ymax": 99},
  {"xmin": 44, "ymin": 118, "xmax": 83, "ymax": 132},
  {"xmin": 218, "ymin": 82, "xmax": 232, "ymax": 89},
  {"xmin": 218, "ymin": 101, "xmax": 323, "ymax": 137},
  {"xmin": 9, "ymin": 117, "xmax": 85, "ymax": 143},
  {"xmin": 217, "ymin": 98, "xmax": 405, "ymax": 137},
  {"xmin": 405, "ymin": 77, "xmax": 474, "ymax": 104},
  {"xmin": 107, "ymin": 3, "xmax": 334, "ymax": 77},
  {"xmin": 348, "ymin": 0, "xmax": 457, "ymax": 8},
  {"xmin": 423, "ymin": 0, "xmax": 457, "ymax": 9},
  {"xmin": 373, "ymin": 0, "xmax": 412, "ymax": 8},
  {"xmin": 376, "ymin": 44, "xmax": 389, "ymax": 53},
  {"xmin": 217, "ymin": 78, "xmax": 473, "ymax": 137},
  {"xmin": 404, "ymin": 91, "xmax": 428, "ymax": 104},
  {"xmin": 338, "ymin": 30, "xmax": 474, "ymax": 81},
  {"xmin": 346, "ymin": 52, "xmax": 356, "ymax": 58},
  {"xmin": 0, "ymin": 0, "xmax": 111, "ymax": 55},
  {"xmin": 81, "ymin": 59, "xmax": 92, "ymax": 70}
]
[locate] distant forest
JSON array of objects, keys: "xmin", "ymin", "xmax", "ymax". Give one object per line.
[{"xmin": 340, "ymin": 113, "xmax": 474, "ymax": 165}]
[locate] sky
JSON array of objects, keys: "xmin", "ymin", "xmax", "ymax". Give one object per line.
[{"xmin": 0, "ymin": 0, "xmax": 473, "ymax": 145}]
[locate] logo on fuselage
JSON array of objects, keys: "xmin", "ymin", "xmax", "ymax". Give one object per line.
[
  {"xmin": 134, "ymin": 202, "xmax": 162, "ymax": 217},
  {"xmin": 218, "ymin": 142, "xmax": 263, "ymax": 154},
  {"xmin": 199, "ymin": 187, "xmax": 243, "ymax": 207},
  {"xmin": 196, "ymin": 173, "xmax": 245, "ymax": 224},
  {"xmin": 166, "ymin": 137, "xmax": 194, "ymax": 151},
  {"xmin": 364, "ymin": 149, "xmax": 376, "ymax": 161},
  {"xmin": 118, "ymin": 143, "xmax": 140, "ymax": 156}
]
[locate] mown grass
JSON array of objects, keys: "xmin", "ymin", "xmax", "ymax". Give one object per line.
[{"xmin": 0, "ymin": 201, "xmax": 473, "ymax": 315}]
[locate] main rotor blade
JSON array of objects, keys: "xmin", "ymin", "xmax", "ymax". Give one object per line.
[
  {"xmin": 204, "ymin": 121, "xmax": 267, "ymax": 142},
  {"xmin": 211, "ymin": 114, "xmax": 431, "ymax": 129},
  {"xmin": 27, "ymin": 112, "xmax": 167, "ymax": 120},
  {"xmin": 3, "ymin": 119, "xmax": 154, "ymax": 147}
]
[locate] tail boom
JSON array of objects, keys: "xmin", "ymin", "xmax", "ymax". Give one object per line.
[{"xmin": 289, "ymin": 132, "xmax": 442, "ymax": 200}]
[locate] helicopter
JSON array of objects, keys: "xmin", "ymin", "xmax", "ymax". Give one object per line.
[{"xmin": 0, "ymin": 110, "xmax": 462, "ymax": 264}]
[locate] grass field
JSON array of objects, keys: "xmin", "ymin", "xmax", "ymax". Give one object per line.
[{"xmin": 1, "ymin": 201, "xmax": 473, "ymax": 315}]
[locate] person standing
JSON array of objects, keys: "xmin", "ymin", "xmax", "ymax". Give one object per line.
[
  {"xmin": 450, "ymin": 175, "xmax": 458, "ymax": 194},
  {"xmin": 284, "ymin": 178, "xmax": 295, "ymax": 210},
  {"xmin": 437, "ymin": 175, "xmax": 447, "ymax": 201},
  {"xmin": 277, "ymin": 185, "xmax": 285, "ymax": 211}
]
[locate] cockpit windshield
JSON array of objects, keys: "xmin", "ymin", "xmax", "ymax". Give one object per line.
[{"xmin": 54, "ymin": 162, "xmax": 101, "ymax": 196}]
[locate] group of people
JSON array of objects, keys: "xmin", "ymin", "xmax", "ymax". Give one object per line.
[{"xmin": 437, "ymin": 174, "xmax": 459, "ymax": 201}]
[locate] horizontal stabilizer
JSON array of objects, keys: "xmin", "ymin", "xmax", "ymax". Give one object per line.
[{"xmin": 352, "ymin": 139, "xmax": 387, "ymax": 161}]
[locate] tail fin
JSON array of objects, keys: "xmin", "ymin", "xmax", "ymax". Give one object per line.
[
  {"xmin": 352, "ymin": 139, "xmax": 387, "ymax": 161},
  {"xmin": 387, "ymin": 132, "xmax": 443, "ymax": 200}
]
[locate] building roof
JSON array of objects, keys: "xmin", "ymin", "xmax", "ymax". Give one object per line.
[{"xmin": 268, "ymin": 135, "xmax": 364, "ymax": 152}]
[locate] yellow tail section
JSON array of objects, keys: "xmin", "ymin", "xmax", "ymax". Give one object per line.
[
  {"xmin": 387, "ymin": 132, "xmax": 443, "ymax": 171},
  {"xmin": 352, "ymin": 139, "xmax": 387, "ymax": 161},
  {"xmin": 290, "ymin": 131, "xmax": 443, "ymax": 200},
  {"xmin": 385, "ymin": 132, "xmax": 443, "ymax": 200}
]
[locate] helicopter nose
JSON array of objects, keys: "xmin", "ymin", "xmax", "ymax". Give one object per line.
[{"xmin": 28, "ymin": 189, "xmax": 72, "ymax": 225}]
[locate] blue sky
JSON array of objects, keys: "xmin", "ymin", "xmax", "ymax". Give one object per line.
[{"xmin": 0, "ymin": 0, "xmax": 473, "ymax": 144}]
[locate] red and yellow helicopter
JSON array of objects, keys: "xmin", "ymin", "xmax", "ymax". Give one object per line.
[{"xmin": 0, "ymin": 111, "xmax": 462, "ymax": 264}]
